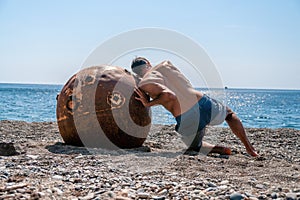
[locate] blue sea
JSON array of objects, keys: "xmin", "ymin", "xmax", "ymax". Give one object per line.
[{"xmin": 0, "ymin": 83, "xmax": 299, "ymax": 130}]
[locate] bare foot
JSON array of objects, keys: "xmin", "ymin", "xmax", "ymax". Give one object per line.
[
  {"xmin": 210, "ymin": 145, "xmax": 232, "ymax": 155},
  {"xmin": 246, "ymin": 148, "xmax": 259, "ymax": 157}
]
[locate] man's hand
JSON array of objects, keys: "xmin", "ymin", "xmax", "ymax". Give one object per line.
[{"xmin": 134, "ymin": 87, "xmax": 150, "ymax": 107}]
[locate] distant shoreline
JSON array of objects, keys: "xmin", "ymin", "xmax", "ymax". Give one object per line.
[{"xmin": 1, "ymin": 82, "xmax": 300, "ymax": 91}]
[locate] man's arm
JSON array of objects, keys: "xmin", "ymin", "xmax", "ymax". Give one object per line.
[{"xmin": 134, "ymin": 84, "xmax": 176, "ymax": 107}]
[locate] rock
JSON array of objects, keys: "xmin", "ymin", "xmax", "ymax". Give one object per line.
[
  {"xmin": 79, "ymin": 193, "xmax": 95, "ymax": 200},
  {"xmin": 220, "ymin": 180, "xmax": 229, "ymax": 185},
  {"xmin": 230, "ymin": 192, "xmax": 244, "ymax": 200},
  {"xmin": 0, "ymin": 182, "xmax": 28, "ymax": 192},
  {"xmin": 46, "ymin": 188, "xmax": 52, "ymax": 194},
  {"xmin": 192, "ymin": 195, "xmax": 203, "ymax": 200},
  {"xmin": 258, "ymin": 194, "xmax": 267, "ymax": 199},
  {"xmin": 16, "ymin": 188, "xmax": 26, "ymax": 193},
  {"xmin": 0, "ymin": 142, "xmax": 18, "ymax": 156},
  {"xmin": 52, "ymin": 187, "xmax": 63, "ymax": 195},
  {"xmin": 116, "ymin": 189, "xmax": 129, "ymax": 197},
  {"xmin": 292, "ymin": 188, "xmax": 300, "ymax": 193},
  {"xmin": 37, "ymin": 192, "xmax": 46, "ymax": 198},
  {"xmin": 26, "ymin": 154, "xmax": 39, "ymax": 159},
  {"xmin": 101, "ymin": 191, "xmax": 115, "ymax": 199},
  {"xmin": 0, "ymin": 194, "xmax": 16, "ymax": 199},
  {"xmin": 285, "ymin": 193, "xmax": 297, "ymax": 200},
  {"xmin": 218, "ymin": 185, "xmax": 228, "ymax": 190},
  {"xmin": 137, "ymin": 188, "xmax": 145, "ymax": 193},
  {"xmin": 218, "ymin": 155, "xmax": 230, "ymax": 159},
  {"xmin": 250, "ymin": 178, "xmax": 257, "ymax": 182},
  {"xmin": 255, "ymin": 184, "xmax": 264, "ymax": 189},
  {"xmin": 137, "ymin": 192, "xmax": 151, "ymax": 199},
  {"xmin": 207, "ymin": 182, "xmax": 217, "ymax": 187},
  {"xmin": 115, "ymin": 196, "xmax": 131, "ymax": 200},
  {"xmin": 152, "ymin": 196, "xmax": 166, "ymax": 200},
  {"xmin": 270, "ymin": 192, "xmax": 277, "ymax": 199},
  {"xmin": 244, "ymin": 192, "xmax": 254, "ymax": 197},
  {"xmin": 248, "ymin": 197, "xmax": 259, "ymax": 200},
  {"xmin": 52, "ymin": 175, "xmax": 63, "ymax": 180},
  {"xmin": 283, "ymin": 188, "xmax": 291, "ymax": 193},
  {"xmin": 158, "ymin": 189, "xmax": 168, "ymax": 196},
  {"xmin": 205, "ymin": 187, "xmax": 217, "ymax": 193}
]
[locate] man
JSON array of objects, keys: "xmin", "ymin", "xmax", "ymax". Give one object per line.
[{"xmin": 132, "ymin": 57, "xmax": 258, "ymax": 157}]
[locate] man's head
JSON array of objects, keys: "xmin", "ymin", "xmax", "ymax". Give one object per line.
[{"xmin": 131, "ymin": 57, "xmax": 151, "ymax": 77}]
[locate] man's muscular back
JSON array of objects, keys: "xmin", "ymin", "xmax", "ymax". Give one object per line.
[{"xmin": 138, "ymin": 60, "xmax": 203, "ymax": 115}]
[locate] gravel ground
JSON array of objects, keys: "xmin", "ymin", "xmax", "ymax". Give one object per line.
[{"xmin": 0, "ymin": 120, "xmax": 299, "ymax": 200}]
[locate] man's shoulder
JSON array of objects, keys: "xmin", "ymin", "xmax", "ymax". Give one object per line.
[
  {"xmin": 139, "ymin": 72, "xmax": 165, "ymax": 87},
  {"xmin": 156, "ymin": 60, "xmax": 173, "ymax": 67},
  {"xmin": 144, "ymin": 69, "xmax": 164, "ymax": 78},
  {"xmin": 154, "ymin": 60, "xmax": 180, "ymax": 73}
]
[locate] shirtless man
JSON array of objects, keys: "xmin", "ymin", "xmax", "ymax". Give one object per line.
[{"xmin": 132, "ymin": 57, "xmax": 258, "ymax": 157}]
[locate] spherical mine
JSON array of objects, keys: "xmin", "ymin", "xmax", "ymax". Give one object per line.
[{"xmin": 56, "ymin": 65, "xmax": 151, "ymax": 149}]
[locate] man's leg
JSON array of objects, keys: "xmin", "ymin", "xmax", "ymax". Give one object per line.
[
  {"xmin": 184, "ymin": 128, "xmax": 231, "ymax": 155},
  {"xmin": 225, "ymin": 108, "xmax": 259, "ymax": 157},
  {"xmin": 184, "ymin": 129, "xmax": 205, "ymax": 155}
]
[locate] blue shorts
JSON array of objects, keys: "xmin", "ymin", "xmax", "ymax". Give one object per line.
[{"xmin": 175, "ymin": 95, "xmax": 228, "ymax": 148}]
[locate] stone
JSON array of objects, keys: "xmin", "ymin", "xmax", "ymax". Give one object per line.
[
  {"xmin": 285, "ymin": 193, "xmax": 297, "ymax": 200},
  {"xmin": 52, "ymin": 187, "xmax": 63, "ymax": 195},
  {"xmin": 248, "ymin": 197, "xmax": 259, "ymax": 200},
  {"xmin": 207, "ymin": 182, "xmax": 217, "ymax": 187},
  {"xmin": 270, "ymin": 192, "xmax": 277, "ymax": 199},
  {"xmin": 37, "ymin": 192, "xmax": 46, "ymax": 198},
  {"xmin": 0, "ymin": 142, "xmax": 18, "ymax": 156},
  {"xmin": 137, "ymin": 192, "xmax": 150, "ymax": 199},
  {"xmin": 292, "ymin": 188, "xmax": 300, "ymax": 193},
  {"xmin": 220, "ymin": 180, "xmax": 229, "ymax": 185},
  {"xmin": 283, "ymin": 188, "xmax": 291, "ymax": 193},
  {"xmin": 117, "ymin": 189, "xmax": 129, "ymax": 197},
  {"xmin": 26, "ymin": 154, "xmax": 39, "ymax": 159},
  {"xmin": 152, "ymin": 196, "xmax": 166, "ymax": 200},
  {"xmin": 255, "ymin": 184, "xmax": 264, "ymax": 189},
  {"xmin": 230, "ymin": 192, "xmax": 244, "ymax": 200},
  {"xmin": 245, "ymin": 192, "xmax": 254, "ymax": 197},
  {"xmin": 79, "ymin": 192, "xmax": 95, "ymax": 200},
  {"xmin": 115, "ymin": 196, "xmax": 131, "ymax": 200},
  {"xmin": 158, "ymin": 189, "xmax": 168, "ymax": 196},
  {"xmin": 52, "ymin": 175, "xmax": 63, "ymax": 180},
  {"xmin": 218, "ymin": 185, "xmax": 228, "ymax": 190},
  {"xmin": 258, "ymin": 194, "xmax": 267, "ymax": 199},
  {"xmin": 205, "ymin": 187, "xmax": 217, "ymax": 193}
]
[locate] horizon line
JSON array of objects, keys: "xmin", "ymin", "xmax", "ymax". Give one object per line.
[{"xmin": 1, "ymin": 82, "xmax": 300, "ymax": 91}]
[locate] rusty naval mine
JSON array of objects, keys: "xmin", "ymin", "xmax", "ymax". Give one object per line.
[{"xmin": 56, "ymin": 65, "xmax": 151, "ymax": 149}]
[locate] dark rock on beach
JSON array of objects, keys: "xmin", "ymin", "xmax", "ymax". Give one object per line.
[
  {"xmin": 0, "ymin": 120, "xmax": 299, "ymax": 199},
  {"xmin": 0, "ymin": 142, "xmax": 18, "ymax": 156}
]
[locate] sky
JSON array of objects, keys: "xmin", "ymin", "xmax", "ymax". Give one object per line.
[{"xmin": 0, "ymin": 0, "xmax": 300, "ymax": 89}]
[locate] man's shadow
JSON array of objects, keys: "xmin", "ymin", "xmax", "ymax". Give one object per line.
[
  {"xmin": 45, "ymin": 141, "xmax": 192, "ymax": 159},
  {"xmin": 45, "ymin": 142, "xmax": 167, "ymax": 156},
  {"xmin": 45, "ymin": 142, "xmax": 229, "ymax": 159}
]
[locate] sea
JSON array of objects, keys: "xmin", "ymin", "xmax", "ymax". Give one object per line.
[{"xmin": 0, "ymin": 83, "xmax": 299, "ymax": 130}]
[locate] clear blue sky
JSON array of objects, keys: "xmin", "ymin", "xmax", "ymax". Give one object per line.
[{"xmin": 1, "ymin": 0, "xmax": 299, "ymax": 89}]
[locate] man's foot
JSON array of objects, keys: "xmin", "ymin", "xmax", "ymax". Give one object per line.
[
  {"xmin": 209, "ymin": 145, "xmax": 232, "ymax": 155},
  {"xmin": 183, "ymin": 145, "xmax": 232, "ymax": 156},
  {"xmin": 246, "ymin": 147, "xmax": 259, "ymax": 157}
]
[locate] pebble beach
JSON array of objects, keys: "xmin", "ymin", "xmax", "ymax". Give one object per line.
[{"xmin": 0, "ymin": 120, "xmax": 299, "ymax": 200}]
